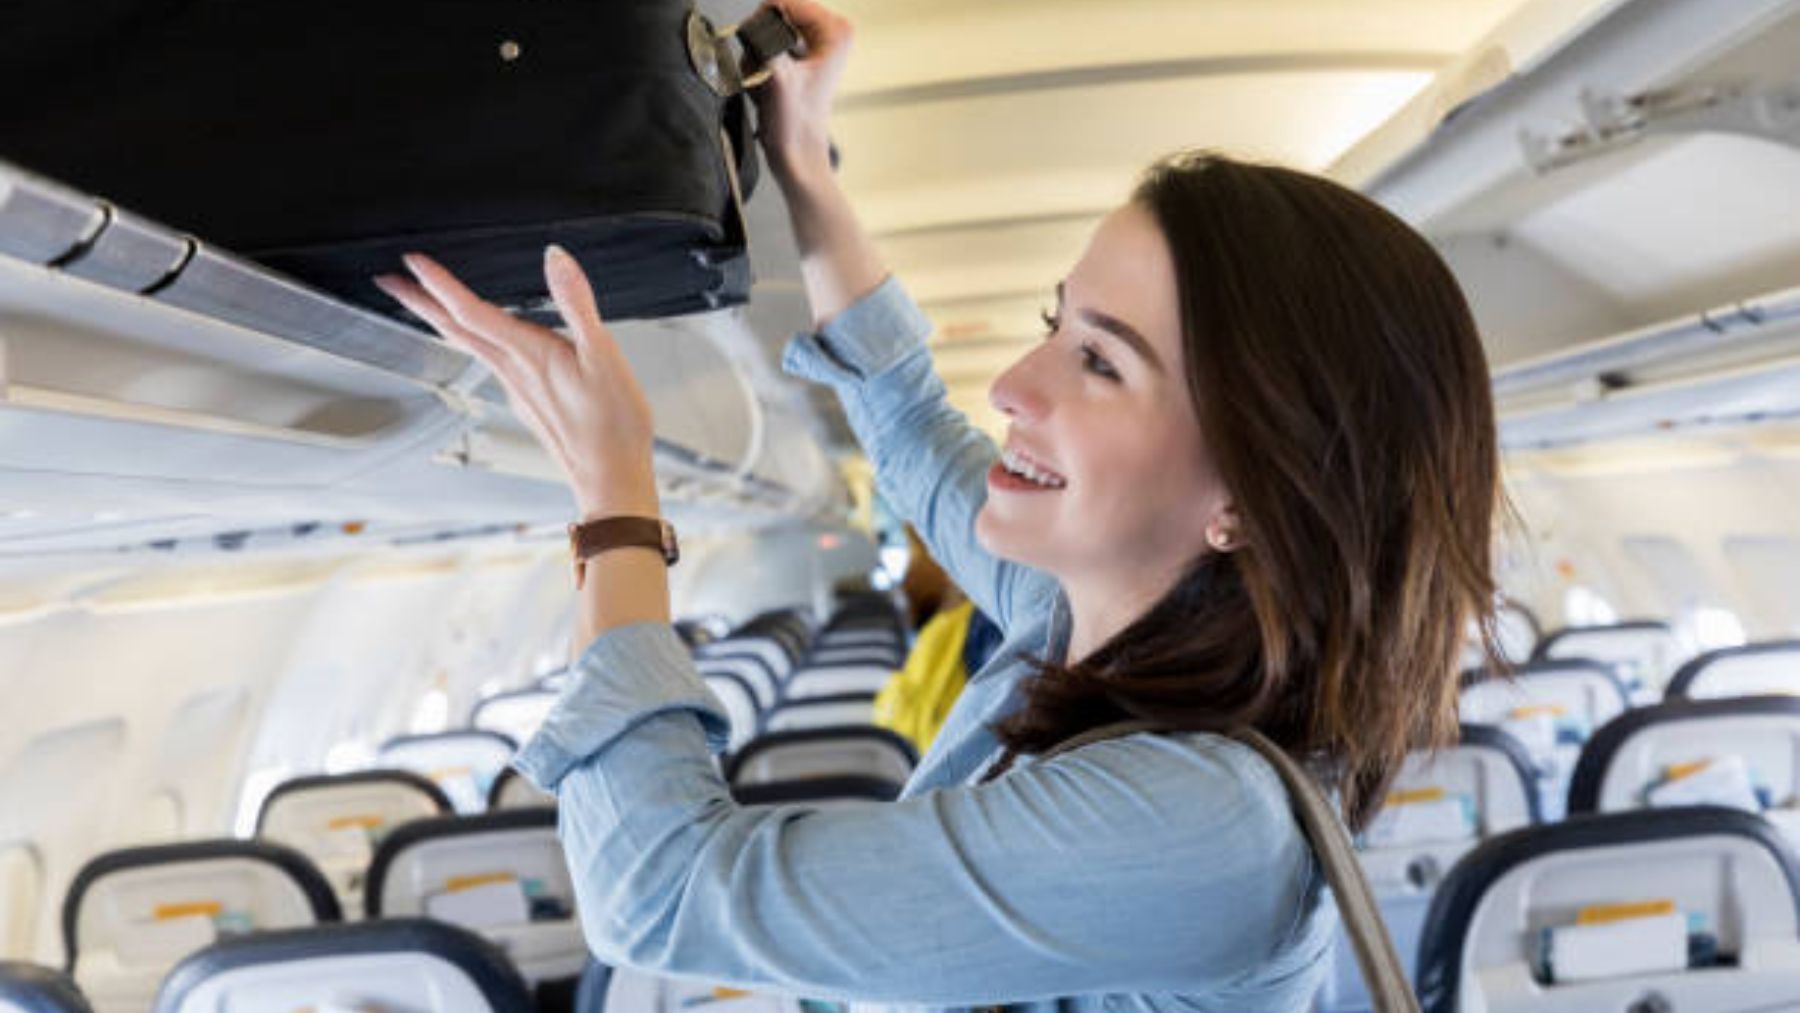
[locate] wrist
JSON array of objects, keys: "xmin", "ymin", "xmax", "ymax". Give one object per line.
[
  {"xmin": 771, "ymin": 147, "xmax": 836, "ymax": 197},
  {"xmin": 576, "ymin": 479, "xmax": 660, "ymax": 521}
]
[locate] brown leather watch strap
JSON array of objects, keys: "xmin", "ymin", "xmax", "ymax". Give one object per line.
[{"xmin": 569, "ymin": 516, "xmax": 678, "ymax": 589}]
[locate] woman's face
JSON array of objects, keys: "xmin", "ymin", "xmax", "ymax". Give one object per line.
[{"xmin": 974, "ymin": 202, "xmax": 1229, "ymax": 592}]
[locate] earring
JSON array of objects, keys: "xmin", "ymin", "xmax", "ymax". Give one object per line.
[{"xmin": 1206, "ymin": 525, "xmax": 1236, "ymax": 552}]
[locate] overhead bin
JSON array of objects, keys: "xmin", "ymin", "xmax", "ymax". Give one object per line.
[{"xmin": 0, "ymin": 160, "xmax": 822, "ymax": 526}]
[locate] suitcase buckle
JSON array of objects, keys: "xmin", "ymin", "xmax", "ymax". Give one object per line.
[{"xmin": 685, "ymin": 8, "xmax": 800, "ymax": 98}]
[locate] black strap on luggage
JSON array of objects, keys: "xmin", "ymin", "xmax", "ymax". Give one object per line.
[{"xmin": 1039, "ymin": 720, "xmax": 1421, "ymax": 1013}]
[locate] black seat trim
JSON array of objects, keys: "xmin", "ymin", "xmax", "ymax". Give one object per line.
[
  {"xmin": 1531, "ymin": 619, "xmax": 1672, "ymax": 661},
  {"xmin": 732, "ymin": 774, "xmax": 904, "ymax": 805},
  {"xmin": 62, "ymin": 839, "xmax": 340, "ymax": 971},
  {"xmin": 1666, "ymin": 639, "xmax": 1800, "ymax": 699},
  {"xmin": 723, "ymin": 726, "xmax": 919, "ymax": 785},
  {"xmin": 1414, "ymin": 807, "xmax": 1800, "ymax": 1013},
  {"xmin": 484, "ymin": 767, "xmax": 553, "ymax": 812},
  {"xmin": 254, "ymin": 768, "xmax": 453, "ymax": 835},
  {"xmin": 0, "ymin": 961, "xmax": 93, "ymax": 1013},
  {"xmin": 363, "ymin": 808, "xmax": 558, "ymax": 918},
  {"xmin": 1567, "ymin": 695, "xmax": 1800, "ymax": 815},
  {"xmin": 153, "ymin": 917, "xmax": 533, "ymax": 1013}
]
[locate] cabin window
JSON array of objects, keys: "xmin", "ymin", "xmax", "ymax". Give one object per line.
[
  {"xmin": 1723, "ymin": 536, "xmax": 1800, "ymax": 637},
  {"xmin": 0, "ymin": 843, "xmax": 41, "ymax": 958},
  {"xmin": 1564, "ymin": 585, "xmax": 1618, "ymax": 626},
  {"xmin": 1623, "ymin": 535, "xmax": 1742, "ymax": 651}
]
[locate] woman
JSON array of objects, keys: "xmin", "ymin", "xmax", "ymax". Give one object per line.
[{"xmin": 375, "ymin": 0, "xmax": 1500, "ymax": 1007}]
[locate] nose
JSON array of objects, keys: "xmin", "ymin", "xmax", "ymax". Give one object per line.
[{"xmin": 989, "ymin": 345, "xmax": 1051, "ymax": 422}]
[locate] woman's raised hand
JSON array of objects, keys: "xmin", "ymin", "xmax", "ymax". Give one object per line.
[
  {"xmin": 754, "ymin": 0, "xmax": 854, "ymax": 184},
  {"xmin": 374, "ymin": 248, "xmax": 660, "ymax": 520}
]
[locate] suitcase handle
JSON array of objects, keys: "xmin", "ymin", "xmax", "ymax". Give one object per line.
[{"xmin": 686, "ymin": 6, "xmax": 803, "ymax": 97}]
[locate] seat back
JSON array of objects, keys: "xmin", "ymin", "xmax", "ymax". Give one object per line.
[
  {"xmin": 782, "ymin": 663, "xmax": 895, "ymax": 701},
  {"xmin": 732, "ymin": 776, "xmax": 903, "ymax": 806},
  {"xmin": 725, "ymin": 728, "xmax": 918, "ymax": 790},
  {"xmin": 1415, "ymin": 808, "xmax": 1800, "ymax": 1013},
  {"xmin": 1318, "ymin": 725, "xmax": 1537, "ymax": 1013},
  {"xmin": 697, "ymin": 655, "xmax": 778, "ymax": 712},
  {"xmin": 0, "ymin": 961, "xmax": 92, "ymax": 1013},
  {"xmin": 1459, "ymin": 661, "xmax": 1631, "ymax": 820},
  {"xmin": 485, "ymin": 769, "xmax": 554, "ymax": 812},
  {"xmin": 1493, "ymin": 600, "xmax": 1541, "ymax": 665},
  {"xmin": 377, "ymin": 730, "xmax": 518, "ymax": 814},
  {"xmin": 1667, "ymin": 639, "xmax": 1800, "ymax": 700},
  {"xmin": 701, "ymin": 672, "xmax": 761, "ymax": 753},
  {"xmin": 153, "ymin": 918, "xmax": 533, "ymax": 1013},
  {"xmin": 1567, "ymin": 696, "xmax": 1800, "ymax": 842},
  {"xmin": 62, "ymin": 841, "xmax": 338, "ymax": 1012},
  {"xmin": 763, "ymin": 695, "xmax": 876, "ymax": 734},
  {"xmin": 803, "ymin": 644, "xmax": 904, "ymax": 669},
  {"xmin": 255, "ymin": 770, "xmax": 452, "ymax": 918},
  {"xmin": 1535, "ymin": 620, "xmax": 1683, "ymax": 701},
  {"xmin": 470, "ymin": 689, "xmax": 561, "ymax": 746},
  {"xmin": 365, "ymin": 810, "xmax": 579, "ymax": 985}
]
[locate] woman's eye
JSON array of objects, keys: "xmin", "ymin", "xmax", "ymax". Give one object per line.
[{"xmin": 1081, "ymin": 344, "xmax": 1122, "ymax": 382}]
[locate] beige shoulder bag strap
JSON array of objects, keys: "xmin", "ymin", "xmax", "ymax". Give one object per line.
[{"xmin": 1040, "ymin": 722, "xmax": 1420, "ymax": 1013}]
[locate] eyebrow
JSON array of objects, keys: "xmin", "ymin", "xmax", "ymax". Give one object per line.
[{"xmin": 1056, "ymin": 281, "xmax": 1164, "ymax": 373}]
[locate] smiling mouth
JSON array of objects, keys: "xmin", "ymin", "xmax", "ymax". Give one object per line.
[{"xmin": 996, "ymin": 446, "xmax": 1067, "ymax": 489}]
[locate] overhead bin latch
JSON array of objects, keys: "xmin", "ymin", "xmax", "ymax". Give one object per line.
[
  {"xmin": 1522, "ymin": 79, "xmax": 1800, "ymax": 174},
  {"xmin": 686, "ymin": 6, "xmax": 803, "ymax": 98}
]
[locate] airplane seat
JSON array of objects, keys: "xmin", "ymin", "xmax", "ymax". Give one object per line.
[
  {"xmin": 470, "ymin": 689, "xmax": 561, "ymax": 746},
  {"xmin": 701, "ymin": 671, "xmax": 762, "ymax": 753},
  {"xmin": 376, "ymin": 730, "xmax": 519, "ymax": 815},
  {"xmin": 486, "ymin": 768, "xmax": 555, "ymax": 812},
  {"xmin": 0, "ymin": 961, "xmax": 93, "ymax": 1013},
  {"xmin": 762, "ymin": 694, "xmax": 877, "ymax": 734},
  {"xmin": 152, "ymin": 918, "xmax": 533, "ymax": 1013},
  {"xmin": 254, "ymin": 769, "xmax": 453, "ymax": 919},
  {"xmin": 1414, "ymin": 807, "xmax": 1800, "ymax": 1013},
  {"xmin": 1666, "ymin": 639, "xmax": 1800, "ymax": 700},
  {"xmin": 725, "ymin": 727, "xmax": 918, "ymax": 792},
  {"xmin": 1316, "ymin": 724, "xmax": 1538, "ymax": 1013},
  {"xmin": 1534, "ymin": 620, "xmax": 1684, "ymax": 704},
  {"xmin": 697, "ymin": 655, "xmax": 780, "ymax": 712},
  {"xmin": 1493, "ymin": 600, "xmax": 1542, "ymax": 665},
  {"xmin": 698, "ymin": 637, "xmax": 795, "ymax": 686},
  {"xmin": 1566, "ymin": 696, "xmax": 1800, "ymax": 844},
  {"xmin": 782, "ymin": 663, "xmax": 896, "ymax": 701},
  {"xmin": 61, "ymin": 840, "xmax": 339, "ymax": 1013},
  {"xmin": 1459, "ymin": 660, "xmax": 1631, "ymax": 821},
  {"xmin": 364, "ymin": 809, "xmax": 582, "ymax": 996},
  {"xmin": 589, "ymin": 964, "xmax": 830, "ymax": 1011},
  {"xmin": 801, "ymin": 644, "xmax": 905, "ymax": 670}
]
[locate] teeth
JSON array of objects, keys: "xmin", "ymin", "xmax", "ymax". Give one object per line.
[{"xmin": 1001, "ymin": 447, "xmax": 1065, "ymax": 489}]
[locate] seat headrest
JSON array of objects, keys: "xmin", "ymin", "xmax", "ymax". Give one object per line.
[
  {"xmin": 254, "ymin": 769, "xmax": 453, "ymax": 835},
  {"xmin": 732, "ymin": 774, "xmax": 903, "ymax": 805},
  {"xmin": 62, "ymin": 839, "xmax": 340, "ymax": 970},
  {"xmin": 1667, "ymin": 639, "xmax": 1800, "ymax": 699},
  {"xmin": 153, "ymin": 918, "xmax": 533, "ymax": 1013},
  {"xmin": 1415, "ymin": 807, "xmax": 1800, "ymax": 1013},
  {"xmin": 725, "ymin": 726, "xmax": 918, "ymax": 787},
  {"xmin": 363, "ymin": 809, "xmax": 560, "ymax": 920},
  {"xmin": 1568, "ymin": 695, "xmax": 1800, "ymax": 814}
]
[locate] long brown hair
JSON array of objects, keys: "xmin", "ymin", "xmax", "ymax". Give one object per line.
[{"xmin": 988, "ymin": 152, "xmax": 1501, "ymax": 831}]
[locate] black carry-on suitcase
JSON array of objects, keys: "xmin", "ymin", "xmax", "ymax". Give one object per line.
[{"xmin": 0, "ymin": 0, "xmax": 798, "ymax": 323}]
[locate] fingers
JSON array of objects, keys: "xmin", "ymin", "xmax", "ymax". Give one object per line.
[
  {"xmin": 400, "ymin": 253, "xmax": 560, "ymax": 368},
  {"xmin": 374, "ymin": 273, "xmax": 508, "ymax": 364},
  {"xmin": 541, "ymin": 245, "xmax": 614, "ymax": 367}
]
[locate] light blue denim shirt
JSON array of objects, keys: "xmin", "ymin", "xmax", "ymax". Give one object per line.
[{"xmin": 515, "ymin": 277, "xmax": 1334, "ymax": 1012}]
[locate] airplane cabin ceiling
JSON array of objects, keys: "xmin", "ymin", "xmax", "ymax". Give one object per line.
[{"xmin": 798, "ymin": 0, "xmax": 1540, "ymax": 438}]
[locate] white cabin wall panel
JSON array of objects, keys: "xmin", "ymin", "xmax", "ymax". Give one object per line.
[{"xmin": 673, "ymin": 525, "xmax": 880, "ymax": 628}]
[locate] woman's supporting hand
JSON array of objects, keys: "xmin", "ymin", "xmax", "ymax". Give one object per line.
[
  {"xmin": 375, "ymin": 247, "xmax": 661, "ymax": 520},
  {"xmin": 754, "ymin": 0, "xmax": 855, "ymax": 187}
]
